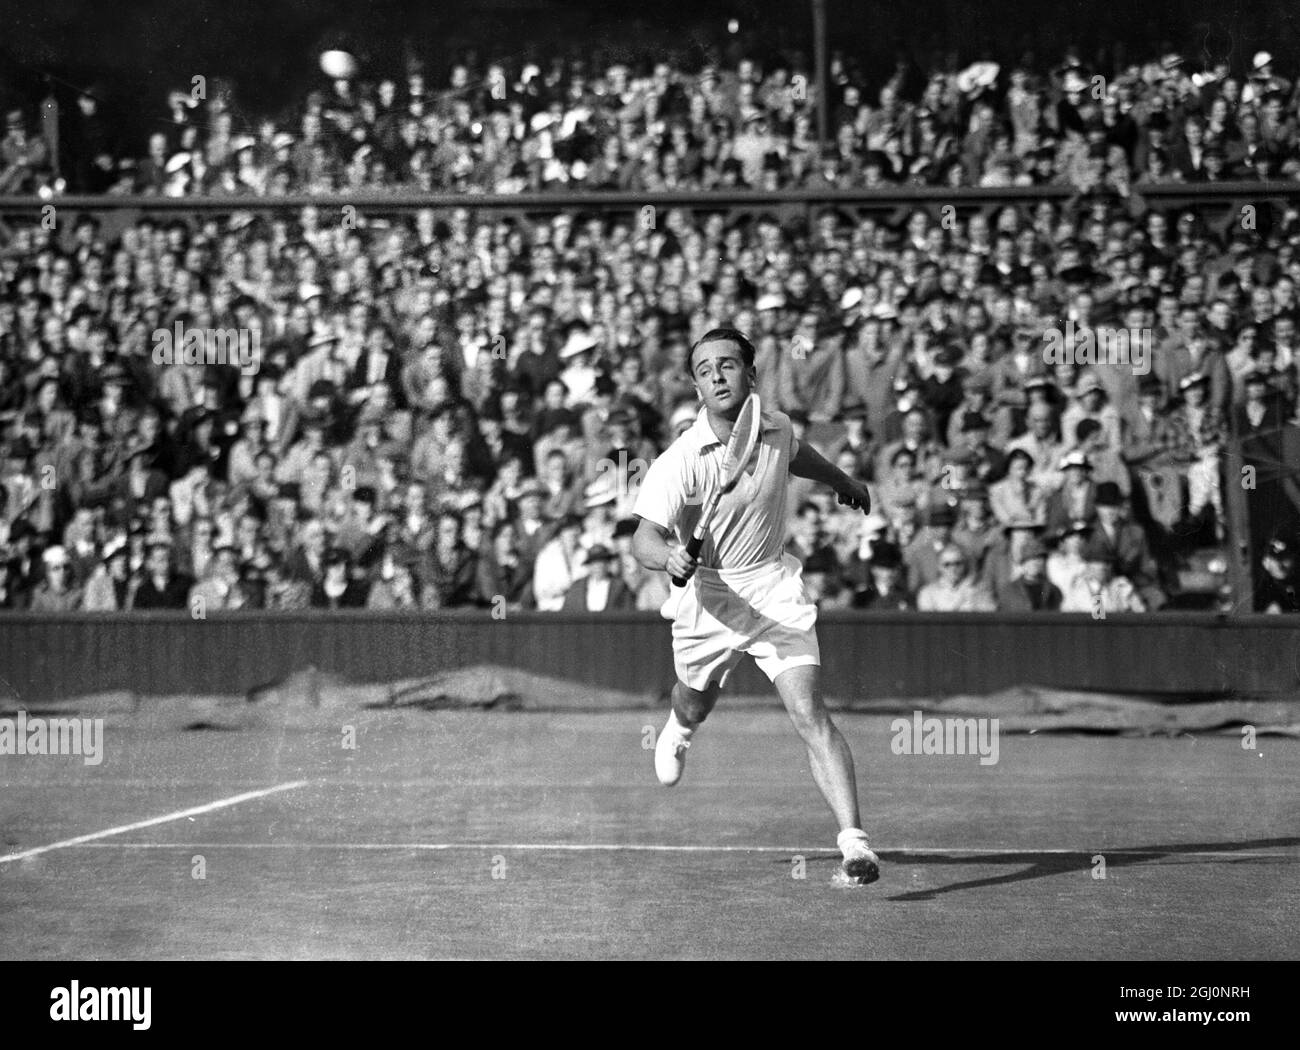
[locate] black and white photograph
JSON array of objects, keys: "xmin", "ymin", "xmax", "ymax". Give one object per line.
[{"xmin": 0, "ymin": 0, "xmax": 1296, "ymax": 1018}]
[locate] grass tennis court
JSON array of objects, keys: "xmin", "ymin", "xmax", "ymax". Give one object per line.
[{"xmin": 2, "ymin": 710, "xmax": 1297, "ymax": 960}]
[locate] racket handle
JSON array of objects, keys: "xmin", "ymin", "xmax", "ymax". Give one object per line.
[{"xmin": 669, "ymin": 534, "xmax": 706, "ymax": 588}]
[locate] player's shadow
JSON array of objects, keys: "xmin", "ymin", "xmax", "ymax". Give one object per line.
[{"xmin": 800, "ymin": 836, "xmax": 1300, "ymax": 901}]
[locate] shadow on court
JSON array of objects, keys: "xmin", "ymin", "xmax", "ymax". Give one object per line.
[
  {"xmin": 2, "ymin": 711, "xmax": 1297, "ymax": 959},
  {"xmin": 784, "ymin": 836, "xmax": 1300, "ymax": 902}
]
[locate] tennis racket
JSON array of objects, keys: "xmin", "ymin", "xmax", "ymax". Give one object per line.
[{"xmin": 670, "ymin": 391, "xmax": 762, "ymax": 587}]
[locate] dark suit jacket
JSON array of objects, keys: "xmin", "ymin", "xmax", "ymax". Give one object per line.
[
  {"xmin": 560, "ymin": 575, "xmax": 635, "ymax": 612},
  {"xmin": 130, "ymin": 572, "xmax": 194, "ymax": 610},
  {"xmin": 346, "ymin": 350, "xmax": 406, "ymax": 407},
  {"xmin": 1044, "ymin": 482, "xmax": 1098, "ymax": 536},
  {"xmin": 997, "ymin": 576, "xmax": 1063, "ymax": 612}
]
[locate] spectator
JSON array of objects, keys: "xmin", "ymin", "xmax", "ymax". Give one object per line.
[
  {"xmin": 996, "ymin": 536, "xmax": 1063, "ymax": 611},
  {"xmin": 417, "ymin": 510, "xmax": 478, "ymax": 609},
  {"xmin": 366, "ymin": 555, "xmax": 422, "ymax": 610},
  {"xmin": 560, "ymin": 543, "xmax": 634, "ymax": 611},
  {"xmin": 1044, "ymin": 450, "xmax": 1100, "ymax": 535},
  {"xmin": 1256, "ymin": 536, "xmax": 1300, "ymax": 613},
  {"xmin": 1060, "ymin": 538, "xmax": 1146, "ymax": 613},
  {"xmin": 129, "ymin": 539, "xmax": 192, "ymax": 609},
  {"xmin": 850, "ymin": 540, "xmax": 913, "ymax": 610},
  {"xmin": 903, "ymin": 503, "xmax": 957, "ymax": 591},
  {"xmin": 0, "ymin": 109, "xmax": 51, "ymax": 194},
  {"xmin": 28, "ymin": 545, "xmax": 83, "ymax": 611},
  {"xmin": 990, "ymin": 447, "xmax": 1048, "ymax": 528},
  {"xmin": 533, "ymin": 512, "xmax": 586, "ymax": 611},
  {"xmin": 1046, "ymin": 520, "xmax": 1092, "ymax": 596},
  {"xmin": 1091, "ymin": 481, "xmax": 1166, "ymax": 607},
  {"xmin": 916, "ymin": 544, "xmax": 996, "ymax": 611},
  {"xmin": 311, "ymin": 547, "xmax": 369, "ymax": 609},
  {"xmin": 477, "ymin": 520, "xmax": 533, "ymax": 611}
]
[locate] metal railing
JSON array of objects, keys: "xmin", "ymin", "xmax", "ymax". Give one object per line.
[{"xmin": 3, "ymin": 180, "xmax": 1300, "ymax": 223}]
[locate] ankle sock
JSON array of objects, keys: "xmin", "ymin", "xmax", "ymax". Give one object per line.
[
  {"xmin": 837, "ymin": 828, "xmax": 871, "ymax": 856},
  {"xmin": 666, "ymin": 709, "xmax": 695, "ymax": 740}
]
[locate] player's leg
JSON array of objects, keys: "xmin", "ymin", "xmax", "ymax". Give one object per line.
[
  {"xmin": 771, "ymin": 663, "xmax": 880, "ymax": 884},
  {"xmin": 771, "ymin": 664, "xmax": 860, "ymax": 828},
  {"xmin": 655, "ymin": 678, "xmax": 720, "ymax": 786},
  {"xmin": 658, "ymin": 584, "xmax": 744, "ymax": 786},
  {"xmin": 672, "ymin": 678, "xmax": 721, "ymax": 729}
]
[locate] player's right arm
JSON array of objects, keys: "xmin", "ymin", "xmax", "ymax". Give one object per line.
[
  {"xmin": 630, "ymin": 443, "xmax": 698, "ymax": 580},
  {"xmin": 632, "ymin": 518, "xmax": 698, "ymax": 580}
]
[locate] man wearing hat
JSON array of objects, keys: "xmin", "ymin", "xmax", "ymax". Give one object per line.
[
  {"xmin": 27, "ymin": 545, "xmax": 84, "ymax": 612},
  {"xmin": 1060, "ymin": 534, "xmax": 1145, "ymax": 613},
  {"xmin": 1005, "ymin": 401, "xmax": 1065, "ymax": 493},
  {"xmin": 921, "ymin": 345, "xmax": 967, "ymax": 438},
  {"xmin": 952, "ymin": 408, "xmax": 1007, "ymax": 484},
  {"xmin": 996, "ymin": 535, "xmax": 1063, "ymax": 611},
  {"xmin": 1245, "ymin": 51, "xmax": 1290, "ymax": 103},
  {"xmin": 609, "ymin": 517, "xmax": 670, "ymax": 611},
  {"xmin": 843, "ymin": 317, "xmax": 904, "ymax": 429},
  {"xmin": 1123, "ymin": 373, "xmax": 1184, "ymax": 531},
  {"xmin": 559, "ymin": 543, "xmax": 635, "ymax": 612},
  {"xmin": 0, "ymin": 108, "xmax": 50, "ymax": 194},
  {"xmin": 1159, "ymin": 324, "xmax": 1232, "ymax": 416},
  {"xmin": 1168, "ymin": 369, "xmax": 1227, "ymax": 536},
  {"xmin": 928, "ymin": 446, "xmax": 979, "ymax": 516},
  {"xmin": 826, "ymin": 402, "xmax": 876, "ymax": 481},
  {"xmin": 875, "ymin": 406, "xmax": 944, "ymax": 485},
  {"xmin": 1061, "ymin": 369, "xmax": 1122, "ymax": 454},
  {"xmin": 1091, "ymin": 480, "xmax": 1166, "ymax": 609},
  {"xmin": 951, "ymin": 484, "xmax": 1000, "ymax": 580},
  {"xmin": 902, "ymin": 502, "xmax": 958, "ymax": 590},
  {"xmin": 849, "ymin": 539, "xmax": 914, "ymax": 610},
  {"xmin": 312, "ymin": 546, "xmax": 371, "ymax": 609},
  {"xmin": 985, "ymin": 513, "xmax": 1052, "ymax": 601},
  {"xmin": 129, "ymin": 536, "xmax": 193, "ymax": 609},
  {"xmin": 947, "ymin": 369, "xmax": 1001, "ymax": 448},
  {"xmin": 510, "ymin": 479, "xmax": 551, "ymax": 573}
]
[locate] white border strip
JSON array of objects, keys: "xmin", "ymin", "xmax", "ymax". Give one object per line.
[
  {"xmin": 0, "ymin": 780, "xmax": 309, "ymax": 865},
  {"xmin": 54, "ymin": 842, "xmax": 1300, "ymax": 859}
]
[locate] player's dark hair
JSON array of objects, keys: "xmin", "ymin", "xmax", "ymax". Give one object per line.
[{"xmin": 685, "ymin": 327, "xmax": 757, "ymax": 378}]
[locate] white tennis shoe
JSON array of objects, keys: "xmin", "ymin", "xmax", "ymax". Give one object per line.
[
  {"xmin": 835, "ymin": 832, "xmax": 881, "ymax": 886},
  {"xmin": 654, "ymin": 722, "xmax": 691, "ymax": 786}
]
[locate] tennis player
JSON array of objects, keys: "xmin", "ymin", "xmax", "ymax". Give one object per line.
[{"xmin": 631, "ymin": 328, "xmax": 881, "ymax": 886}]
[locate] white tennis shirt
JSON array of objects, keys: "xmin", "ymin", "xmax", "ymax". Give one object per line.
[{"xmin": 634, "ymin": 406, "xmax": 795, "ymax": 571}]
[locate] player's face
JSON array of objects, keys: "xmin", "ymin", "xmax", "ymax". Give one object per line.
[{"xmin": 690, "ymin": 339, "xmax": 754, "ymax": 418}]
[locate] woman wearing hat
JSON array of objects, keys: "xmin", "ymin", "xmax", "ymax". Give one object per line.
[{"xmin": 1046, "ymin": 519, "xmax": 1092, "ymax": 597}]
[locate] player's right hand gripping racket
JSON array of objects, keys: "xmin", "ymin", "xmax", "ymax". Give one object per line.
[{"xmin": 670, "ymin": 391, "xmax": 762, "ymax": 587}]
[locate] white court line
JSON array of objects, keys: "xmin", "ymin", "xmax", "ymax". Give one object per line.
[
  {"xmin": 0, "ymin": 780, "xmax": 309, "ymax": 865},
  {"xmin": 59, "ymin": 842, "xmax": 1299, "ymax": 858}
]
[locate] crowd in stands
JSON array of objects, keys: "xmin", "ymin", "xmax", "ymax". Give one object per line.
[
  {"xmin": 5, "ymin": 44, "xmax": 1300, "ymax": 196},
  {"xmin": 3, "ymin": 181, "xmax": 1299, "ymax": 614}
]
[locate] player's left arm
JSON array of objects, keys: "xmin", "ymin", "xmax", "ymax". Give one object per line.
[{"xmin": 789, "ymin": 438, "xmax": 871, "ymax": 512}]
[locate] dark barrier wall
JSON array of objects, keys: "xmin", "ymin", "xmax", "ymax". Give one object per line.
[{"xmin": 1, "ymin": 612, "xmax": 1297, "ymax": 705}]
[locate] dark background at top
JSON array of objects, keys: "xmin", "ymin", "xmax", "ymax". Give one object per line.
[{"xmin": 0, "ymin": 0, "xmax": 1296, "ymax": 152}]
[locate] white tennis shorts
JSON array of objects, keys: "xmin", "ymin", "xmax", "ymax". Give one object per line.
[{"xmin": 661, "ymin": 551, "xmax": 821, "ymax": 691}]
